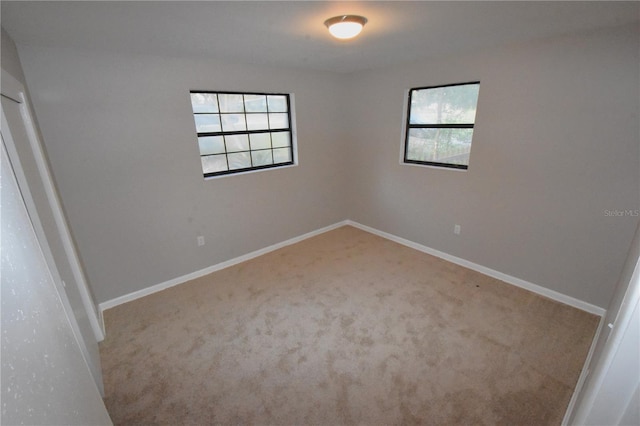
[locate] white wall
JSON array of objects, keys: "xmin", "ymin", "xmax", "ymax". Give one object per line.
[
  {"xmin": 568, "ymin": 222, "xmax": 640, "ymax": 425},
  {"xmin": 345, "ymin": 25, "xmax": 640, "ymax": 308},
  {"xmin": 583, "ymin": 298, "xmax": 639, "ymax": 424},
  {"xmin": 17, "ymin": 46, "xmax": 351, "ymax": 303},
  {"xmin": 1, "ymin": 139, "xmax": 111, "ymax": 425}
]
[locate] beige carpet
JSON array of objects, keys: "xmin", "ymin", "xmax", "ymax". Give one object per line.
[{"xmin": 100, "ymin": 226, "xmax": 598, "ymax": 425}]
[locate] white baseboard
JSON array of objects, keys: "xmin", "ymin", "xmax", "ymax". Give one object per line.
[
  {"xmin": 98, "ymin": 218, "xmax": 606, "ymax": 423},
  {"xmin": 100, "ymin": 218, "xmax": 605, "ymax": 320},
  {"xmin": 99, "ymin": 220, "xmax": 349, "ymax": 312},
  {"xmin": 346, "ymin": 220, "xmax": 606, "ymax": 317}
]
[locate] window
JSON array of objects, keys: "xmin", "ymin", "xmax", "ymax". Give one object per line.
[
  {"xmin": 404, "ymin": 82, "xmax": 480, "ymax": 170},
  {"xmin": 190, "ymin": 91, "xmax": 294, "ymax": 177}
]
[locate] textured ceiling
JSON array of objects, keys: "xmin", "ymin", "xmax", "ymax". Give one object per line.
[{"xmin": 2, "ymin": 1, "xmax": 639, "ymax": 73}]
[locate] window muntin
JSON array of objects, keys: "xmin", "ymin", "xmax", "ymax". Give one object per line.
[
  {"xmin": 404, "ymin": 82, "xmax": 480, "ymax": 170},
  {"xmin": 190, "ymin": 91, "xmax": 294, "ymax": 177}
]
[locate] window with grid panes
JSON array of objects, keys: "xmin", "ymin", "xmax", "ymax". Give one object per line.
[
  {"xmin": 190, "ymin": 91, "xmax": 294, "ymax": 177},
  {"xmin": 404, "ymin": 82, "xmax": 480, "ymax": 170}
]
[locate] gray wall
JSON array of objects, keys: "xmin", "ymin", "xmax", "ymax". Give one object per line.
[
  {"xmin": 2, "ymin": 28, "xmax": 25, "ymax": 81},
  {"xmin": 17, "ymin": 45, "xmax": 351, "ymax": 303},
  {"xmin": 14, "ymin": 24, "xmax": 639, "ymax": 309},
  {"xmin": 345, "ymin": 25, "xmax": 640, "ymax": 308}
]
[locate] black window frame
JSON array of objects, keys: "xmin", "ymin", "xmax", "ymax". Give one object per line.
[
  {"xmin": 403, "ymin": 81, "xmax": 480, "ymax": 170},
  {"xmin": 190, "ymin": 90, "xmax": 295, "ymax": 178}
]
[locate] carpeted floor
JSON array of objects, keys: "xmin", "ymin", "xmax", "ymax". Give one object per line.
[{"xmin": 100, "ymin": 226, "xmax": 599, "ymax": 425}]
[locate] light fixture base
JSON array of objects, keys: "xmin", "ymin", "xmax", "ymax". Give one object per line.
[{"xmin": 324, "ymin": 15, "xmax": 368, "ymax": 40}]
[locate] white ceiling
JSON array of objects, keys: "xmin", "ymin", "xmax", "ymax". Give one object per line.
[{"xmin": 2, "ymin": 1, "xmax": 639, "ymax": 74}]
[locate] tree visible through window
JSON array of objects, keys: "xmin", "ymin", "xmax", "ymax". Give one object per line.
[
  {"xmin": 404, "ymin": 82, "xmax": 480, "ymax": 170},
  {"xmin": 190, "ymin": 91, "xmax": 294, "ymax": 177}
]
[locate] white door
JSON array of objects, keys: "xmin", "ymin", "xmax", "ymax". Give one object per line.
[
  {"xmin": 1, "ymin": 138, "xmax": 112, "ymax": 424},
  {"xmin": 1, "ymin": 69, "xmax": 104, "ymax": 393}
]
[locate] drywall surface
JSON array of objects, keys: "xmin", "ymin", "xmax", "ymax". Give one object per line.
[
  {"xmin": 345, "ymin": 25, "xmax": 640, "ymax": 308},
  {"xmin": 1, "ymin": 138, "xmax": 112, "ymax": 425},
  {"xmin": 17, "ymin": 45, "xmax": 351, "ymax": 303},
  {"xmin": 2, "ymin": 28, "xmax": 24, "ymax": 81},
  {"xmin": 13, "ymin": 24, "xmax": 639, "ymax": 308}
]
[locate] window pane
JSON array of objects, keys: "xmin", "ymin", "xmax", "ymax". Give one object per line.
[
  {"xmin": 191, "ymin": 93, "xmax": 218, "ymax": 113},
  {"xmin": 194, "ymin": 114, "xmax": 221, "ymax": 133},
  {"xmin": 409, "ymin": 84, "xmax": 479, "ymax": 125},
  {"xmin": 198, "ymin": 136, "xmax": 225, "ymax": 155},
  {"xmin": 246, "ymin": 113, "xmax": 269, "ymax": 131},
  {"xmin": 251, "ymin": 150, "xmax": 273, "ymax": 166},
  {"xmin": 406, "ymin": 128, "xmax": 473, "ymax": 166},
  {"xmin": 244, "ymin": 95, "xmax": 268, "ymax": 112},
  {"xmin": 267, "ymin": 95, "xmax": 288, "ymax": 112},
  {"xmin": 221, "ymin": 114, "xmax": 247, "ymax": 132},
  {"xmin": 273, "ymin": 147, "xmax": 292, "ymax": 164},
  {"xmin": 271, "ymin": 131, "xmax": 290, "ymax": 148},
  {"xmin": 228, "ymin": 152, "xmax": 251, "ymax": 170},
  {"xmin": 190, "ymin": 91, "xmax": 293, "ymax": 177},
  {"xmin": 249, "ymin": 133, "xmax": 271, "ymax": 150},
  {"xmin": 218, "ymin": 94, "xmax": 245, "ymax": 113},
  {"xmin": 225, "ymin": 134, "xmax": 249, "ymax": 152},
  {"xmin": 201, "ymin": 154, "xmax": 228, "ymax": 174},
  {"xmin": 269, "ymin": 113, "xmax": 289, "ymax": 129}
]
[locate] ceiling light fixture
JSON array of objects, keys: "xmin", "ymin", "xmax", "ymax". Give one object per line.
[{"xmin": 324, "ymin": 15, "xmax": 368, "ymax": 40}]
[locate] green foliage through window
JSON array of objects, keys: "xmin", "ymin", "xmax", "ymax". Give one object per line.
[
  {"xmin": 404, "ymin": 82, "xmax": 480, "ymax": 170},
  {"xmin": 190, "ymin": 91, "xmax": 294, "ymax": 177}
]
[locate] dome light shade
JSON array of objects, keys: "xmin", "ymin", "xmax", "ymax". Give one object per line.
[{"xmin": 324, "ymin": 15, "xmax": 368, "ymax": 40}]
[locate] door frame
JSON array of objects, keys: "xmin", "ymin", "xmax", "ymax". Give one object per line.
[
  {"xmin": 1, "ymin": 69, "xmax": 104, "ymax": 341},
  {"xmin": 2, "ymin": 72, "xmax": 105, "ymax": 393}
]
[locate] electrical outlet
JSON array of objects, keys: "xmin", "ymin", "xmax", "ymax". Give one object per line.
[
  {"xmin": 454, "ymin": 225, "xmax": 461, "ymax": 235},
  {"xmin": 197, "ymin": 236, "xmax": 205, "ymax": 246}
]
